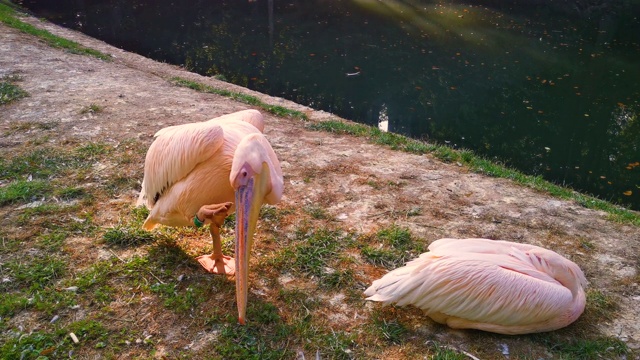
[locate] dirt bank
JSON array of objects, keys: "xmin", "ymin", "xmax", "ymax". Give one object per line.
[{"xmin": 1, "ymin": 12, "xmax": 639, "ymax": 359}]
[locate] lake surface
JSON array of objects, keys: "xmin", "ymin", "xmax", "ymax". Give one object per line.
[{"xmin": 18, "ymin": 0, "xmax": 640, "ymax": 210}]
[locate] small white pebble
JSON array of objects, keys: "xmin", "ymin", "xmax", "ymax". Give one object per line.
[{"xmin": 69, "ymin": 333, "xmax": 79, "ymax": 344}]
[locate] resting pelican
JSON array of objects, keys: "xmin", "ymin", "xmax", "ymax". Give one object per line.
[
  {"xmin": 137, "ymin": 109, "xmax": 283, "ymax": 325},
  {"xmin": 364, "ymin": 238, "xmax": 587, "ymax": 335}
]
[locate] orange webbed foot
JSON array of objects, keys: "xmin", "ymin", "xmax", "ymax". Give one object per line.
[{"xmin": 196, "ymin": 254, "xmax": 235, "ymax": 276}]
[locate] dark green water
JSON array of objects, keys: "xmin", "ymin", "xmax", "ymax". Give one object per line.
[{"xmin": 17, "ymin": 0, "xmax": 640, "ymax": 210}]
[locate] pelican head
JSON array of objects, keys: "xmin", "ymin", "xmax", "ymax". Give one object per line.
[{"xmin": 230, "ymin": 133, "xmax": 283, "ymax": 325}]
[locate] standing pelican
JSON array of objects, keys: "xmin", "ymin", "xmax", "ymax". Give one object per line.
[
  {"xmin": 137, "ymin": 109, "xmax": 283, "ymax": 325},
  {"xmin": 364, "ymin": 238, "xmax": 587, "ymax": 335}
]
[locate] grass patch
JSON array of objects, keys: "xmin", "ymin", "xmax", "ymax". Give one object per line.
[
  {"xmin": 427, "ymin": 342, "xmax": 469, "ymax": 360},
  {"xmin": 171, "ymin": 77, "xmax": 309, "ymax": 121},
  {"xmin": 0, "ymin": 319, "xmax": 110, "ymax": 359},
  {"xmin": 103, "ymin": 225, "xmax": 156, "ymax": 247},
  {"xmin": 6, "ymin": 120, "xmax": 59, "ymax": 134},
  {"xmin": 0, "ymin": 78, "xmax": 28, "ymax": 105},
  {"xmin": 273, "ymin": 227, "xmax": 356, "ymax": 289},
  {"xmin": 72, "ymin": 258, "xmax": 118, "ymax": 293},
  {"xmin": 56, "ymin": 185, "xmax": 90, "ymax": 201},
  {"xmin": 530, "ymin": 333, "xmax": 630, "ymax": 360},
  {"xmin": 0, "ymin": 2, "xmax": 110, "ymax": 60},
  {"xmin": 303, "ymin": 204, "xmax": 332, "ymax": 220},
  {"xmin": 150, "ymin": 282, "xmax": 207, "ymax": 313},
  {"xmin": 308, "ymin": 119, "xmax": 640, "ymax": 227},
  {"xmin": 372, "ymin": 316, "xmax": 407, "ymax": 344},
  {"xmin": 0, "ymin": 179, "xmax": 52, "ymax": 206},
  {"xmin": 80, "ymin": 103, "xmax": 104, "ymax": 114},
  {"xmin": 36, "ymin": 231, "xmax": 67, "ymax": 251},
  {"xmin": 584, "ymin": 289, "xmax": 618, "ymax": 320},
  {"xmin": 1, "ymin": 255, "xmax": 66, "ymax": 292},
  {"xmin": 360, "ymin": 224, "xmax": 426, "ymax": 269},
  {"xmin": 214, "ymin": 322, "xmax": 295, "ymax": 359},
  {"xmin": 0, "ymin": 143, "xmax": 111, "ymax": 181}
]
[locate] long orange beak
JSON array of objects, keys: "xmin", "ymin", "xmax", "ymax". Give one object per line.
[
  {"xmin": 235, "ymin": 175, "xmax": 262, "ymax": 325},
  {"xmin": 235, "ymin": 179, "xmax": 251, "ymax": 325},
  {"xmin": 233, "ymin": 161, "xmax": 271, "ymax": 325}
]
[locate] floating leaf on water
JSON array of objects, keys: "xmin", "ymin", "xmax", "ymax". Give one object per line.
[
  {"xmin": 623, "ymin": 191, "xmax": 632, "ymax": 196},
  {"xmin": 617, "ymin": 102, "xmax": 625, "ymax": 107}
]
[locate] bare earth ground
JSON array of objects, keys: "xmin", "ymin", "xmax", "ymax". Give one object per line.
[{"xmin": 1, "ymin": 15, "xmax": 639, "ymax": 360}]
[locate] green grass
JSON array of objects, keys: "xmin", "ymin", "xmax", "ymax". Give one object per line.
[
  {"xmin": 150, "ymin": 282, "xmax": 208, "ymax": 313},
  {"xmin": 428, "ymin": 342, "xmax": 469, "ymax": 360},
  {"xmin": 272, "ymin": 227, "xmax": 356, "ymax": 289},
  {"xmin": 0, "ymin": 143, "xmax": 111, "ymax": 181},
  {"xmin": 5, "ymin": 120, "xmax": 59, "ymax": 134},
  {"xmin": 530, "ymin": 333, "xmax": 630, "ymax": 360},
  {"xmin": 360, "ymin": 224, "xmax": 426, "ymax": 269},
  {"xmin": 0, "ymin": 179, "xmax": 52, "ymax": 205},
  {"xmin": 170, "ymin": 77, "xmax": 309, "ymax": 121},
  {"xmin": 103, "ymin": 225, "xmax": 156, "ymax": 247},
  {"xmin": 303, "ymin": 204, "xmax": 332, "ymax": 220},
  {"xmin": 0, "ymin": 2, "xmax": 110, "ymax": 60},
  {"xmin": 552, "ymin": 337, "xmax": 629, "ymax": 359},
  {"xmin": 1, "ymin": 255, "xmax": 66, "ymax": 291},
  {"xmin": 0, "ymin": 319, "xmax": 111, "ymax": 359},
  {"xmin": 372, "ymin": 316, "xmax": 408, "ymax": 344},
  {"xmin": 585, "ymin": 289, "xmax": 618, "ymax": 320},
  {"xmin": 80, "ymin": 103, "xmax": 104, "ymax": 114},
  {"xmin": 0, "ymin": 78, "xmax": 28, "ymax": 105},
  {"xmin": 308, "ymin": 119, "xmax": 640, "ymax": 227}
]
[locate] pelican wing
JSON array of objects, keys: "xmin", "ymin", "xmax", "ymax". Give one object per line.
[
  {"xmin": 365, "ymin": 244, "xmax": 575, "ymax": 327},
  {"xmin": 139, "ymin": 122, "xmax": 225, "ymax": 207}
]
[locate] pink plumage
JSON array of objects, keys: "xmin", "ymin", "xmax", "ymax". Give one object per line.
[
  {"xmin": 364, "ymin": 238, "xmax": 587, "ymax": 335},
  {"xmin": 137, "ymin": 109, "xmax": 283, "ymax": 325}
]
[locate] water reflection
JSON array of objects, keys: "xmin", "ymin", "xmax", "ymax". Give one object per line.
[{"xmin": 18, "ymin": 0, "xmax": 640, "ymax": 209}]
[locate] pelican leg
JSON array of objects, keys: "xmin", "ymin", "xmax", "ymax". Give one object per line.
[{"xmin": 195, "ymin": 202, "xmax": 236, "ymax": 275}]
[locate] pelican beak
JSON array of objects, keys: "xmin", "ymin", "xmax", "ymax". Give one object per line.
[
  {"xmin": 235, "ymin": 177, "xmax": 252, "ymax": 325},
  {"xmin": 235, "ymin": 174, "xmax": 264, "ymax": 325}
]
